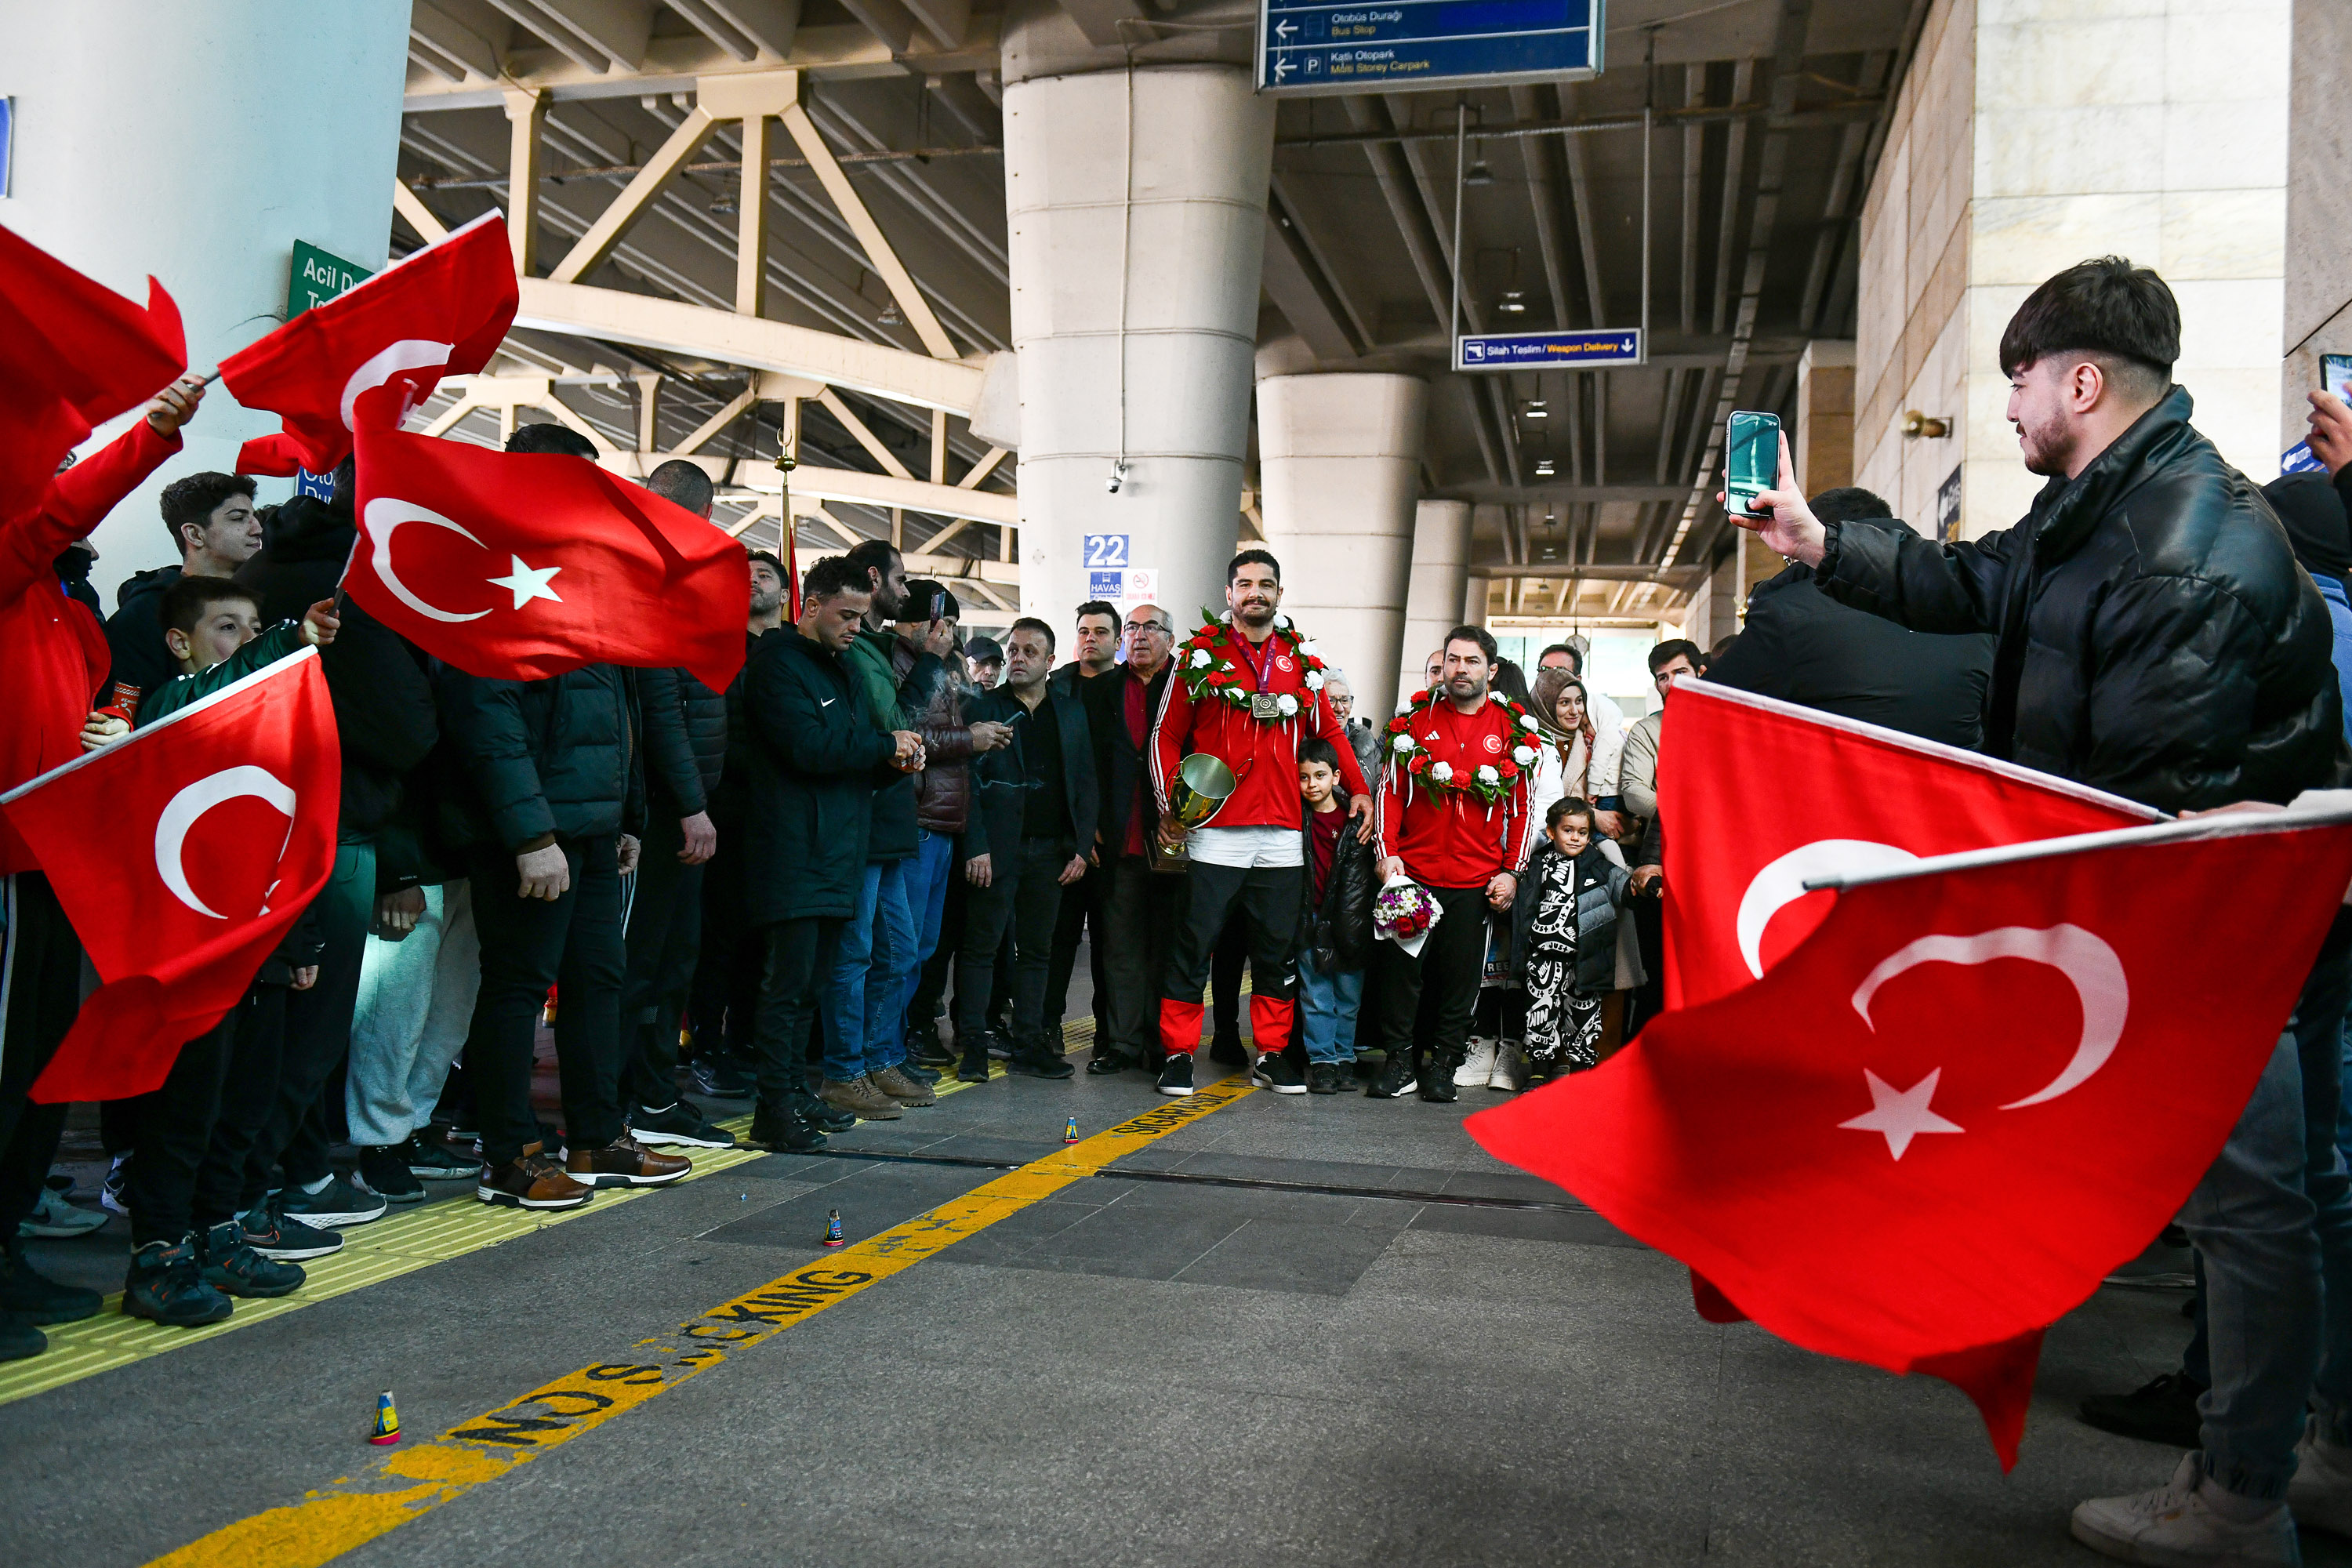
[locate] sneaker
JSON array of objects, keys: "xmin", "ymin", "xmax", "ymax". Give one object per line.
[
  {"xmin": 746, "ymin": 1104, "xmax": 827, "ymax": 1153},
  {"xmin": 1306, "ymin": 1062, "xmax": 1342, "ymax": 1095},
  {"xmin": 1208, "ymin": 1033, "xmax": 1247, "ymax": 1068},
  {"xmin": 1487, "ymin": 1042, "xmax": 1530, "ymax": 1092},
  {"xmin": 1366, "ymin": 1054, "xmax": 1418, "ymax": 1099},
  {"xmin": 789, "ymin": 1090, "xmax": 858, "ymax": 1134},
  {"xmin": 2288, "ymin": 1415, "xmax": 2352, "ymax": 1537},
  {"xmin": 280, "ymin": 1174, "xmax": 389, "ymax": 1228},
  {"xmin": 956, "ymin": 1051, "xmax": 991, "ymax": 1083},
  {"xmin": 2070, "ymin": 1452, "xmax": 2296, "ymax": 1566},
  {"xmin": 100, "ymin": 1152, "xmax": 132, "ymax": 1218},
  {"xmin": 1007, "ymin": 1044, "xmax": 1076, "ymax": 1080},
  {"xmin": 0, "ymin": 1245, "xmax": 103, "ymax": 1323},
  {"xmin": 242, "ymin": 1203, "xmax": 343, "ymax": 1261},
  {"xmin": 1457, "ymin": 1036, "xmax": 1499, "ymax": 1087},
  {"xmin": 1157, "ymin": 1054, "xmax": 1196, "ymax": 1098},
  {"xmin": 630, "ymin": 1102, "xmax": 739, "ymax": 1149},
  {"xmin": 198, "ymin": 1219, "xmax": 303, "ymax": 1298},
  {"xmin": 0, "ymin": 1313, "xmax": 42, "ymax": 1362},
  {"xmin": 477, "ymin": 1145, "xmax": 593, "ymax": 1210},
  {"xmin": 1420, "ymin": 1058, "xmax": 1461, "ymax": 1104},
  {"xmin": 405, "ymin": 1131, "xmax": 479, "ymax": 1179},
  {"xmin": 689, "ymin": 1058, "xmax": 756, "ymax": 1098},
  {"xmin": 896, "ymin": 1058, "xmax": 943, "ymax": 1087},
  {"xmin": 123, "ymin": 1236, "xmax": 234, "ymax": 1327},
  {"xmin": 1252, "ymin": 1050, "xmax": 1307, "ymax": 1095},
  {"xmin": 821, "ymin": 1076, "xmax": 906, "ymax": 1120},
  {"xmin": 2079, "ymin": 1371, "xmax": 2205, "ymax": 1450},
  {"xmin": 19, "ymin": 1174, "xmax": 108, "ymax": 1238},
  {"xmin": 872, "ymin": 1065, "xmax": 939, "ymax": 1105},
  {"xmin": 355, "ymin": 1146, "xmax": 427, "ymax": 1206},
  {"xmin": 982, "ymin": 1029, "xmax": 1014, "ymax": 1061},
  {"xmin": 911, "ymin": 1028, "xmax": 956, "ymax": 1069},
  {"xmin": 565, "ymin": 1133, "xmax": 691, "ymax": 1189}
]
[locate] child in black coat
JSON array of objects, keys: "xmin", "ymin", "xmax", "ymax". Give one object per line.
[
  {"xmin": 1296, "ymin": 739, "xmax": 1374, "ymax": 1094},
  {"xmin": 1506, "ymin": 797, "xmax": 1649, "ymax": 1087}
]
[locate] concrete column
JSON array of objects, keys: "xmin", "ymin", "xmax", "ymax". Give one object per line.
[
  {"xmin": 1399, "ymin": 499, "xmax": 1472, "ymax": 710},
  {"xmin": 1003, "ymin": 62, "xmax": 1274, "ymax": 629},
  {"xmin": 1, "ymin": 0, "xmax": 411, "ymax": 604},
  {"xmin": 1255, "ymin": 373, "xmax": 1425, "ymax": 721}
]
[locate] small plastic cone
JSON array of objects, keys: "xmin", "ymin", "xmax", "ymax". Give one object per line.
[
  {"xmin": 1064, "ymin": 1116, "xmax": 1079, "ymax": 1144},
  {"xmin": 823, "ymin": 1209, "xmax": 845, "ymax": 1247},
  {"xmin": 369, "ymin": 1390, "xmax": 401, "ymax": 1446}
]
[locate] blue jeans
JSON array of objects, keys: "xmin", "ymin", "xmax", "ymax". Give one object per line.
[
  {"xmin": 1297, "ymin": 950, "xmax": 1363, "ymax": 1065},
  {"xmin": 899, "ymin": 829, "xmax": 956, "ymax": 1024},
  {"xmin": 820, "ymin": 860, "xmax": 915, "ymax": 1083}
]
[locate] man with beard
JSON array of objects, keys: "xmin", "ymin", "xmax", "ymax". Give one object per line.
[{"xmin": 1148, "ymin": 550, "xmax": 1372, "ymax": 1096}]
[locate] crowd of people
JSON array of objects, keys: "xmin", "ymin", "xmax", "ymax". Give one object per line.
[{"xmin": 10, "ymin": 249, "xmax": 2352, "ymax": 1563}]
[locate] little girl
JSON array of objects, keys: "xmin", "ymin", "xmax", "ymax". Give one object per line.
[{"xmin": 1505, "ymin": 796, "xmax": 1650, "ymax": 1086}]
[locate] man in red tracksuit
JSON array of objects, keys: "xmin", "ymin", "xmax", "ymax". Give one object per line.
[
  {"xmin": 0, "ymin": 376, "xmax": 206, "ymax": 1360},
  {"xmin": 1367, "ymin": 623, "xmax": 1536, "ymax": 1104},
  {"xmin": 1149, "ymin": 550, "xmax": 1370, "ymax": 1098}
]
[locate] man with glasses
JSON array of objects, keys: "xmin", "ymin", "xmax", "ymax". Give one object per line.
[
  {"xmin": 1044, "ymin": 601, "xmax": 1127, "ymax": 1053},
  {"xmin": 1617, "ymin": 639, "xmax": 1701, "ymax": 1035}
]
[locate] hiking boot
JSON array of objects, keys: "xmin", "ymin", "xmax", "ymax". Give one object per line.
[
  {"xmin": 404, "ymin": 1132, "xmax": 478, "ymax": 1179},
  {"xmin": 956, "ymin": 1050, "xmax": 992, "ymax": 1083},
  {"xmin": 1420, "ymin": 1056, "xmax": 1461, "ymax": 1104},
  {"xmin": 1157, "ymin": 1053, "xmax": 1196, "ymax": 1098},
  {"xmin": 1252, "ymin": 1050, "xmax": 1307, "ymax": 1095},
  {"xmin": 630, "ymin": 1101, "xmax": 739, "ymax": 1149},
  {"xmin": 1307, "ymin": 1062, "xmax": 1343, "ymax": 1095},
  {"xmin": 2071, "ymin": 1453, "xmax": 2296, "ymax": 1566},
  {"xmin": 746, "ymin": 1104, "xmax": 827, "ymax": 1152},
  {"xmin": 355, "ymin": 1145, "xmax": 426, "ymax": 1205},
  {"xmin": 565, "ymin": 1134, "xmax": 691, "ymax": 1189},
  {"xmin": 1367, "ymin": 1053, "xmax": 1419, "ymax": 1100},
  {"xmin": 873, "ymin": 1064, "xmax": 938, "ymax": 1105},
  {"xmin": 820, "ymin": 1076, "xmax": 905, "ymax": 1120},
  {"xmin": 19, "ymin": 1174, "xmax": 107, "ymax": 1238},
  {"xmin": 477, "ymin": 1145, "xmax": 592, "ymax": 1210},
  {"xmin": 123, "ymin": 1236, "xmax": 234, "ymax": 1327},
  {"xmin": 2078, "ymin": 1371, "xmax": 2205, "ymax": 1450},
  {"xmin": 1007, "ymin": 1043, "xmax": 1075, "ymax": 1080},
  {"xmin": 0, "ymin": 1244, "xmax": 103, "ymax": 1323},
  {"xmin": 199, "ymin": 1219, "xmax": 303, "ymax": 1298}
]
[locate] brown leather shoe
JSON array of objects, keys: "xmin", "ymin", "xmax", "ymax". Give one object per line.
[
  {"xmin": 477, "ymin": 1142, "xmax": 593, "ymax": 1210},
  {"xmin": 564, "ymin": 1133, "xmax": 691, "ymax": 1188},
  {"xmin": 871, "ymin": 1064, "xmax": 936, "ymax": 1106},
  {"xmin": 818, "ymin": 1075, "xmax": 904, "ymax": 1120}
]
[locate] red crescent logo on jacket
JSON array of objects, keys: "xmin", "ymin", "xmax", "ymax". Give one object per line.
[
  {"xmin": 1276, "ymin": 655, "xmax": 1294, "ymax": 673},
  {"xmin": 1483, "ymin": 732, "xmax": 1504, "ymax": 754}
]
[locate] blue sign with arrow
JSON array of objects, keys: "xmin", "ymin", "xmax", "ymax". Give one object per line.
[
  {"xmin": 1454, "ymin": 327, "xmax": 1643, "ymax": 372},
  {"xmin": 1259, "ymin": 0, "xmax": 1601, "ymax": 95}
]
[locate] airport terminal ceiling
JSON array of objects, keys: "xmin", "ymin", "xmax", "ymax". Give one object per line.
[{"xmin": 390, "ymin": 0, "xmax": 1923, "ymax": 619}]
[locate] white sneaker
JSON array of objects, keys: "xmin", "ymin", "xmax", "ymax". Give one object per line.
[
  {"xmin": 100, "ymin": 1151, "xmax": 132, "ymax": 1217},
  {"xmin": 1487, "ymin": 1041, "xmax": 1528, "ymax": 1092},
  {"xmin": 2071, "ymin": 1453, "xmax": 2299, "ymax": 1566},
  {"xmin": 2289, "ymin": 1416, "xmax": 2352, "ymax": 1537},
  {"xmin": 1456, "ymin": 1036, "xmax": 1498, "ymax": 1087}
]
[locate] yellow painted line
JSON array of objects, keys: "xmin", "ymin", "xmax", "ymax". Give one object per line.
[
  {"xmin": 145, "ymin": 1075, "xmax": 1255, "ymax": 1568},
  {"xmin": 0, "ymin": 1030, "xmax": 1055, "ymax": 1411}
]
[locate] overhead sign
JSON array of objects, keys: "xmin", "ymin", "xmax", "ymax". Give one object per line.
[
  {"xmin": 1081, "ymin": 533, "xmax": 1128, "ymax": 570},
  {"xmin": 1259, "ymin": 0, "xmax": 1602, "ymax": 96},
  {"xmin": 1454, "ymin": 327, "xmax": 1642, "ymax": 372}
]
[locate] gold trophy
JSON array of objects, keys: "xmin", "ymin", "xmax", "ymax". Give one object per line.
[{"xmin": 1157, "ymin": 753, "xmax": 1236, "ymax": 869}]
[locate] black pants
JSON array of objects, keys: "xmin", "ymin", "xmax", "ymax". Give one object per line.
[
  {"xmin": 194, "ymin": 983, "xmax": 287, "ymax": 1229},
  {"xmin": 1044, "ymin": 858, "xmax": 1109, "ymax": 1039},
  {"xmin": 1627, "ymin": 898, "xmax": 1665, "ymax": 1040},
  {"xmin": 1211, "ymin": 920, "xmax": 1248, "ymax": 1044},
  {"xmin": 0, "ymin": 872, "xmax": 83, "ymax": 1236},
  {"xmin": 1371, "ymin": 885, "xmax": 1490, "ymax": 1069},
  {"xmin": 1099, "ymin": 855, "xmax": 1184, "ymax": 1062},
  {"xmin": 466, "ymin": 836, "xmax": 625, "ymax": 1165},
  {"xmin": 752, "ymin": 916, "xmax": 840, "ymax": 1109},
  {"xmin": 1162, "ymin": 862, "xmax": 1299, "ymax": 1005},
  {"xmin": 688, "ymin": 806, "xmax": 760, "ymax": 1063},
  {"xmin": 622, "ymin": 812, "xmax": 706, "ymax": 1107},
  {"xmin": 124, "ymin": 1012, "xmax": 238, "ymax": 1247},
  {"xmin": 250, "ymin": 839, "xmax": 372, "ymax": 1197},
  {"xmin": 958, "ymin": 837, "xmax": 1066, "ymax": 1054}
]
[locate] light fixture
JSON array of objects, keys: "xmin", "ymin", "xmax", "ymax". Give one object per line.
[
  {"xmin": 877, "ymin": 299, "xmax": 903, "ymax": 326},
  {"xmin": 708, "ymin": 197, "xmax": 738, "ymax": 215},
  {"xmin": 1523, "ymin": 399, "xmax": 1548, "ymax": 419},
  {"xmin": 1497, "ymin": 289, "xmax": 1526, "ymax": 315},
  {"xmin": 1464, "ymin": 158, "xmax": 1495, "ymax": 187},
  {"xmin": 1902, "ymin": 410, "xmax": 1951, "ymax": 439},
  {"xmin": 1534, "ymin": 457, "xmax": 1555, "ymax": 477}
]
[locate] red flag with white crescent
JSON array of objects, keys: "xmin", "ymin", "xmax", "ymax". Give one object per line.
[
  {"xmin": 0, "ymin": 651, "xmax": 340, "ymax": 1101},
  {"xmin": 217, "ymin": 212, "xmax": 516, "ymax": 477},
  {"xmin": 1471, "ymin": 801, "xmax": 2352, "ymax": 1469}
]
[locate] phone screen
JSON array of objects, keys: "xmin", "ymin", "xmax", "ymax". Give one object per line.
[
  {"xmin": 930, "ymin": 590, "xmax": 946, "ymax": 621},
  {"xmin": 1726, "ymin": 410, "xmax": 1782, "ymax": 516},
  {"xmin": 2325, "ymin": 354, "xmax": 2352, "ymax": 405}
]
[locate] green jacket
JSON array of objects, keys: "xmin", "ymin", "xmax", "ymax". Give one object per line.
[
  {"xmin": 840, "ymin": 626, "xmax": 939, "ymax": 862},
  {"xmin": 134, "ymin": 624, "xmax": 307, "ymax": 728}
]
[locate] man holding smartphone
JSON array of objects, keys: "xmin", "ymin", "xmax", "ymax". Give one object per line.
[{"xmin": 1736, "ymin": 256, "xmax": 2352, "ymax": 1566}]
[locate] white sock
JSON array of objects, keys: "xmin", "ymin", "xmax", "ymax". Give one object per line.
[{"xmin": 300, "ymin": 1175, "xmax": 332, "ymax": 1196}]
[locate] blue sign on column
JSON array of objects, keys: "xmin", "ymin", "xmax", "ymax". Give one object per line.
[
  {"xmin": 1454, "ymin": 327, "xmax": 1643, "ymax": 372},
  {"xmin": 1258, "ymin": 0, "xmax": 1602, "ymax": 95}
]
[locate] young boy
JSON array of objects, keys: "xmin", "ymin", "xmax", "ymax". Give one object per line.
[
  {"xmin": 114, "ymin": 575, "xmax": 337, "ymax": 1326},
  {"xmin": 1295, "ymin": 739, "xmax": 1373, "ymax": 1095},
  {"xmin": 1503, "ymin": 797, "xmax": 1655, "ymax": 1091}
]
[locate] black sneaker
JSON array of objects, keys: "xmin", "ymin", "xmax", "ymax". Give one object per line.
[
  {"xmin": 278, "ymin": 1174, "xmax": 388, "ymax": 1228},
  {"xmin": 0, "ymin": 1312, "xmax": 42, "ymax": 1361},
  {"xmin": 0, "ymin": 1244, "xmax": 103, "ymax": 1323},
  {"xmin": 746, "ymin": 1105, "xmax": 827, "ymax": 1152},
  {"xmin": 355, "ymin": 1147, "xmax": 427, "ymax": 1205},
  {"xmin": 1007, "ymin": 1044, "xmax": 1075, "ymax": 1080},
  {"xmin": 689, "ymin": 1058, "xmax": 756, "ymax": 1098},
  {"xmin": 895, "ymin": 1058, "xmax": 942, "ymax": 1087},
  {"xmin": 1252, "ymin": 1051, "xmax": 1307, "ymax": 1095},
  {"xmin": 1208, "ymin": 1033, "xmax": 1247, "ymax": 1068},
  {"xmin": 911, "ymin": 1028, "xmax": 956, "ymax": 1069},
  {"xmin": 1157, "ymin": 1054, "xmax": 1196, "ymax": 1098},
  {"xmin": 199, "ymin": 1219, "xmax": 303, "ymax": 1298},
  {"xmin": 788, "ymin": 1090, "xmax": 858, "ymax": 1133},
  {"xmin": 1366, "ymin": 1055, "xmax": 1418, "ymax": 1099},
  {"xmin": 1419, "ymin": 1059, "xmax": 1461, "ymax": 1104},
  {"xmin": 2079, "ymin": 1371, "xmax": 2205, "ymax": 1448},
  {"xmin": 404, "ymin": 1132, "xmax": 477, "ymax": 1180},
  {"xmin": 956, "ymin": 1051, "xmax": 992, "ymax": 1083},
  {"xmin": 630, "ymin": 1101, "xmax": 739, "ymax": 1149},
  {"xmin": 983, "ymin": 1029, "xmax": 1014, "ymax": 1061},
  {"xmin": 242, "ymin": 1203, "xmax": 343, "ymax": 1261},
  {"xmin": 123, "ymin": 1236, "xmax": 233, "ymax": 1327},
  {"xmin": 1306, "ymin": 1062, "xmax": 1342, "ymax": 1094}
]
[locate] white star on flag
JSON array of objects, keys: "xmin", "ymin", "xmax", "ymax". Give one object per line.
[
  {"xmin": 487, "ymin": 555, "xmax": 562, "ymax": 609},
  {"xmin": 1838, "ymin": 1068, "xmax": 1964, "ymax": 1160}
]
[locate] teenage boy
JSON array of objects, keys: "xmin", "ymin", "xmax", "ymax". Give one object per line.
[
  {"xmin": 1296, "ymin": 739, "xmax": 1373, "ymax": 1095},
  {"xmin": 106, "ymin": 471, "xmax": 263, "ymax": 709}
]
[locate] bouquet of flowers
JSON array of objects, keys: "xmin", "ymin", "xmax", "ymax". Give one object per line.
[{"xmin": 1373, "ymin": 874, "xmax": 1441, "ymax": 958}]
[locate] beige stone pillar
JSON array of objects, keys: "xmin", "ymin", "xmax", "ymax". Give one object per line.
[{"xmin": 1399, "ymin": 499, "xmax": 1471, "ymax": 710}]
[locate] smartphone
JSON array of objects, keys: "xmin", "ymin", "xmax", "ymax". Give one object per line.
[
  {"xmin": 1726, "ymin": 410, "xmax": 1782, "ymax": 518},
  {"xmin": 929, "ymin": 590, "xmax": 946, "ymax": 621},
  {"xmin": 2325, "ymin": 354, "xmax": 2352, "ymax": 406}
]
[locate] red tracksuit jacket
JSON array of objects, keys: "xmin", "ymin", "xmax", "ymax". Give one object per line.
[
  {"xmin": 1149, "ymin": 621, "xmax": 1369, "ymax": 829},
  {"xmin": 1374, "ymin": 699, "xmax": 1537, "ymax": 889}
]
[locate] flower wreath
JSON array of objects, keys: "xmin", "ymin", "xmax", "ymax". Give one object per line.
[
  {"xmin": 1383, "ymin": 688, "xmax": 1543, "ymax": 805},
  {"xmin": 1175, "ymin": 612, "xmax": 1329, "ymax": 723}
]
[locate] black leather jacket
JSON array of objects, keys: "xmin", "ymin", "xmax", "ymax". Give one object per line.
[
  {"xmin": 1818, "ymin": 387, "xmax": 2350, "ymax": 812},
  {"xmin": 1301, "ymin": 794, "xmax": 1376, "ymax": 973}
]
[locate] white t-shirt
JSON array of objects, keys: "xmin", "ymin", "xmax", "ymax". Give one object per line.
[{"xmin": 1189, "ymin": 823, "xmax": 1304, "ymax": 869}]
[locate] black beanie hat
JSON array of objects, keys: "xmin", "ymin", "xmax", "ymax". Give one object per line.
[{"xmin": 2263, "ymin": 473, "xmax": 2351, "ymax": 580}]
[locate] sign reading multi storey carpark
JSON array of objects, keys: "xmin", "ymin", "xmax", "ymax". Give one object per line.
[{"xmin": 1258, "ymin": 0, "xmax": 1602, "ymax": 94}]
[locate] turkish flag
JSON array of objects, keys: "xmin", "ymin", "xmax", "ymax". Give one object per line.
[
  {"xmin": 1470, "ymin": 800, "xmax": 2352, "ymax": 1468},
  {"xmin": 0, "ymin": 222, "xmax": 186, "ymax": 519},
  {"xmin": 1659, "ymin": 679, "xmax": 2161, "ymax": 1011},
  {"xmin": 0, "ymin": 651, "xmax": 340, "ymax": 1101},
  {"xmin": 350, "ymin": 425, "xmax": 749, "ymax": 694},
  {"xmin": 218, "ymin": 212, "xmax": 515, "ymax": 477}
]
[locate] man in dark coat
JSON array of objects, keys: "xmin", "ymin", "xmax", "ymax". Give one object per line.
[
  {"xmin": 740, "ymin": 556, "xmax": 921, "ymax": 1152},
  {"xmin": 1704, "ymin": 486, "xmax": 1994, "ymax": 750},
  {"xmin": 1738, "ymin": 256, "xmax": 2352, "ymax": 1561},
  {"xmin": 1076, "ymin": 603, "xmax": 1182, "ymax": 1076}
]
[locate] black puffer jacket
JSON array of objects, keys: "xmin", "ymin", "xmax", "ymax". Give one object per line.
[
  {"xmin": 740, "ymin": 628, "xmax": 897, "ymax": 922},
  {"xmin": 1819, "ymin": 387, "xmax": 2350, "ymax": 813},
  {"xmin": 1300, "ymin": 797, "xmax": 1375, "ymax": 973},
  {"xmin": 236, "ymin": 495, "xmax": 439, "ymax": 833},
  {"xmin": 437, "ymin": 663, "xmax": 642, "ymax": 853},
  {"xmin": 1509, "ymin": 843, "xmax": 1633, "ymax": 996},
  {"xmin": 639, "ymin": 666, "xmax": 725, "ymax": 818}
]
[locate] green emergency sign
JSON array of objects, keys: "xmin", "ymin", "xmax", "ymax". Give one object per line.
[{"xmin": 285, "ymin": 239, "xmax": 372, "ymax": 318}]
